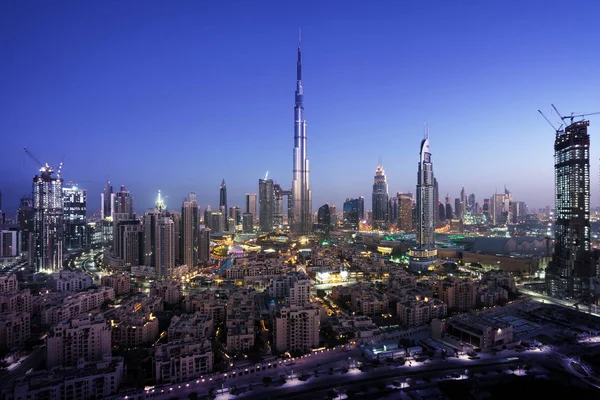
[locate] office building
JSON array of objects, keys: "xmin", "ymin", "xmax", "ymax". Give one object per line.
[
  {"xmin": 445, "ymin": 197, "xmax": 453, "ymax": 220},
  {"xmin": 291, "ymin": 39, "xmax": 312, "ymax": 234},
  {"xmin": 371, "ymin": 165, "xmax": 389, "ymax": 230},
  {"xmin": 398, "ymin": 193, "xmax": 413, "ymax": 231},
  {"xmin": 343, "ymin": 197, "xmax": 364, "ymax": 229},
  {"xmin": 273, "ymin": 183, "xmax": 284, "ymax": 228},
  {"xmin": 219, "ymin": 179, "xmax": 228, "ymax": 231},
  {"xmin": 198, "ymin": 225, "xmax": 210, "ymax": 263},
  {"xmin": 259, "ymin": 178, "xmax": 274, "ymax": 232},
  {"xmin": 17, "ymin": 195, "xmax": 34, "ymax": 253},
  {"xmin": 409, "ymin": 135, "xmax": 437, "ymax": 271},
  {"xmin": 62, "ymin": 183, "xmax": 87, "ymax": 250},
  {"xmin": 454, "ymin": 198, "xmax": 462, "ymax": 219},
  {"xmin": 438, "ymin": 203, "xmax": 446, "ymax": 221},
  {"xmin": 547, "ymin": 119, "xmax": 593, "ymax": 299},
  {"xmin": 388, "ymin": 196, "xmax": 399, "ymax": 225},
  {"xmin": 245, "ymin": 194, "xmax": 257, "ymax": 224},
  {"xmin": 101, "ymin": 180, "xmax": 114, "ymax": 220},
  {"xmin": 242, "ymin": 213, "xmax": 254, "ymax": 233},
  {"xmin": 317, "ymin": 204, "xmax": 331, "ymax": 230},
  {"xmin": 33, "ymin": 164, "xmax": 63, "ymax": 272},
  {"xmin": 182, "ymin": 193, "xmax": 199, "ymax": 268},
  {"xmin": 156, "ymin": 217, "xmax": 175, "ymax": 278}
]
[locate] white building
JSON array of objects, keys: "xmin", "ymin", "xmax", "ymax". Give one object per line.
[
  {"xmin": 154, "ymin": 340, "xmax": 213, "ymax": 384},
  {"xmin": 46, "ymin": 314, "xmax": 111, "ymax": 368},
  {"xmin": 273, "ymin": 305, "xmax": 320, "ymax": 353},
  {"xmin": 49, "ymin": 271, "xmax": 93, "ymax": 292},
  {"xmin": 100, "ymin": 274, "xmax": 131, "ymax": 295}
]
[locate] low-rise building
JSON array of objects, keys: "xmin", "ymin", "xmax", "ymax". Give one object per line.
[
  {"xmin": 184, "ymin": 290, "xmax": 226, "ymax": 323},
  {"xmin": 110, "ymin": 312, "xmax": 158, "ymax": 348},
  {"xmin": 11, "ymin": 356, "xmax": 125, "ymax": 400},
  {"xmin": 0, "ymin": 312, "xmax": 30, "ymax": 351},
  {"xmin": 150, "ymin": 280, "xmax": 183, "ymax": 305},
  {"xmin": 435, "ymin": 314, "xmax": 514, "ymax": 352},
  {"xmin": 154, "ymin": 340, "xmax": 213, "ymax": 384},
  {"xmin": 46, "ymin": 314, "xmax": 111, "ymax": 368},
  {"xmin": 0, "ymin": 273, "xmax": 19, "ymax": 293},
  {"xmin": 0, "ymin": 289, "xmax": 32, "ymax": 314},
  {"xmin": 328, "ymin": 314, "xmax": 380, "ymax": 341},
  {"xmin": 273, "ymin": 305, "xmax": 320, "ymax": 353},
  {"xmin": 168, "ymin": 313, "xmax": 213, "ymax": 343},
  {"xmin": 397, "ymin": 298, "xmax": 447, "ymax": 327},
  {"xmin": 41, "ymin": 287, "xmax": 115, "ymax": 327},
  {"xmin": 100, "ymin": 274, "xmax": 131, "ymax": 295},
  {"xmin": 49, "ymin": 271, "xmax": 93, "ymax": 293}
]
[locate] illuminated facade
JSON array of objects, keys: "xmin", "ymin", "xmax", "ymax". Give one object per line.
[
  {"xmin": 62, "ymin": 183, "xmax": 87, "ymax": 250},
  {"xmin": 343, "ymin": 197, "xmax": 364, "ymax": 229},
  {"xmin": 397, "ymin": 193, "xmax": 413, "ymax": 231},
  {"xmin": 291, "ymin": 38, "xmax": 312, "ymax": 234},
  {"xmin": 182, "ymin": 192, "xmax": 199, "ymax": 267},
  {"xmin": 33, "ymin": 167, "xmax": 63, "ymax": 272},
  {"xmin": 371, "ymin": 165, "xmax": 389, "ymax": 230},
  {"xmin": 547, "ymin": 120, "xmax": 593, "ymax": 299},
  {"xmin": 409, "ymin": 136, "xmax": 437, "ymax": 271}
]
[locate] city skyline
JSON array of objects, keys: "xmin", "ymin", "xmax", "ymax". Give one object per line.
[{"xmin": 2, "ymin": 1, "xmax": 600, "ymax": 214}]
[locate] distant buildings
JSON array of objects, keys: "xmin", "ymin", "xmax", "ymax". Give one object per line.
[
  {"xmin": 372, "ymin": 165, "xmax": 389, "ymax": 230},
  {"xmin": 220, "ymin": 179, "xmax": 229, "ymax": 231},
  {"xmin": 246, "ymin": 194, "xmax": 257, "ymax": 226}
]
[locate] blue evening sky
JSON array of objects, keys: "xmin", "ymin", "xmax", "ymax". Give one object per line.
[{"xmin": 1, "ymin": 0, "xmax": 600, "ymax": 215}]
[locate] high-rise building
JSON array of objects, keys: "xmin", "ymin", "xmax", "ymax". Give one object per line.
[
  {"xmin": 433, "ymin": 178, "xmax": 439, "ymax": 225},
  {"xmin": 388, "ymin": 196, "xmax": 399, "ymax": 225},
  {"xmin": 445, "ymin": 196, "xmax": 453, "ymax": 220},
  {"xmin": 209, "ymin": 212, "xmax": 224, "ymax": 233},
  {"xmin": 273, "ymin": 184, "xmax": 284, "ymax": 228},
  {"xmin": 245, "ymin": 194, "xmax": 257, "ymax": 224},
  {"xmin": 17, "ymin": 195, "xmax": 34, "ymax": 253},
  {"xmin": 398, "ymin": 193, "xmax": 413, "ymax": 231},
  {"xmin": 482, "ymin": 198, "xmax": 490, "ymax": 221},
  {"xmin": 460, "ymin": 186, "xmax": 467, "ymax": 216},
  {"xmin": 198, "ymin": 225, "xmax": 210, "ymax": 263},
  {"xmin": 454, "ymin": 198, "xmax": 462, "ymax": 219},
  {"xmin": 182, "ymin": 193, "xmax": 199, "ymax": 268},
  {"xmin": 371, "ymin": 165, "xmax": 389, "ymax": 230},
  {"xmin": 547, "ymin": 120, "xmax": 593, "ymax": 299},
  {"xmin": 203, "ymin": 205, "xmax": 211, "ymax": 228},
  {"xmin": 317, "ymin": 204, "xmax": 331, "ymax": 231},
  {"xmin": 259, "ymin": 179, "xmax": 274, "ymax": 232},
  {"xmin": 62, "ymin": 183, "xmax": 87, "ymax": 251},
  {"xmin": 468, "ymin": 193, "xmax": 476, "ymax": 213},
  {"xmin": 291, "ymin": 38, "xmax": 312, "ymax": 234},
  {"xmin": 169, "ymin": 210, "xmax": 182, "ymax": 265},
  {"xmin": 156, "ymin": 217, "xmax": 175, "ymax": 278},
  {"xmin": 112, "ymin": 185, "xmax": 135, "ymax": 260},
  {"xmin": 490, "ymin": 188, "xmax": 512, "ymax": 225},
  {"xmin": 101, "ymin": 180, "xmax": 114, "ymax": 220},
  {"xmin": 33, "ymin": 164, "xmax": 63, "ymax": 272},
  {"xmin": 511, "ymin": 201, "xmax": 527, "ymax": 224},
  {"xmin": 219, "ymin": 179, "xmax": 228, "ymax": 231},
  {"xmin": 343, "ymin": 197, "xmax": 364, "ymax": 230},
  {"xmin": 409, "ymin": 136, "xmax": 437, "ymax": 271},
  {"xmin": 242, "ymin": 213, "xmax": 254, "ymax": 233}
]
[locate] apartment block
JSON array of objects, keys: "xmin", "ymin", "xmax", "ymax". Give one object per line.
[
  {"xmin": 168, "ymin": 312, "xmax": 214, "ymax": 343},
  {"xmin": 41, "ymin": 287, "xmax": 115, "ymax": 326},
  {"xmin": 154, "ymin": 340, "xmax": 213, "ymax": 384},
  {"xmin": 150, "ymin": 280, "xmax": 183, "ymax": 305},
  {"xmin": 49, "ymin": 271, "xmax": 93, "ymax": 292},
  {"xmin": 100, "ymin": 274, "xmax": 131, "ymax": 295},
  {"xmin": 273, "ymin": 305, "xmax": 320, "ymax": 353},
  {"xmin": 0, "ymin": 312, "xmax": 30, "ymax": 350}
]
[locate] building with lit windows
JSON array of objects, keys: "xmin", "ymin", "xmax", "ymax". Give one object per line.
[
  {"xmin": 33, "ymin": 165, "xmax": 63, "ymax": 272},
  {"xmin": 547, "ymin": 120, "xmax": 593, "ymax": 299},
  {"xmin": 62, "ymin": 183, "xmax": 87, "ymax": 250},
  {"xmin": 372, "ymin": 165, "xmax": 389, "ymax": 230},
  {"xmin": 343, "ymin": 197, "xmax": 364, "ymax": 229},
  {"xmin": 273, "ymin": 305, "xmax": 320, "ymax": 353}
]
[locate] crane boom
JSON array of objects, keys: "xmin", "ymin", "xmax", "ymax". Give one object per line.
[
  {"xmin": 23, "ymin": 147, "xmax": 43, "ymax": 168},
  {"xmin": 538, "ymin": 110, "xmax": 558, "ymax": 132}
]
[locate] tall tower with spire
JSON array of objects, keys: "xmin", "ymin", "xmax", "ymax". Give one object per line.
[
  {"xmin": 371, "ymin": 165, "xmax": 389, "ymax": 230},
  {"xmin": 409, "ymin": 133, "xmax": 438, "ymax": 272},
  {"xmin": 219, "ymin": 179, "xmax": 228, "ymax": 231},
  {"xmin": 291, "ymin": 32, "xmax": 312, "ymax": 234}
]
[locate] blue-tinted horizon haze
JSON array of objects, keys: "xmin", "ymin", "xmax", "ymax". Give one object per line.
[{"xmin": 1, "ymin": 0, "xmax": 600, "ymax": 215}]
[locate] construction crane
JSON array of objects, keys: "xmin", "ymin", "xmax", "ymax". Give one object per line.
[
  {"xmin": 537, "ymin": 109, "xmax": 563, "ymax": 135},
  {"xmin": 23, "ymin": 147, "xmax": 61, "ymax": 180},
  {"xmin": 551, "ymin": 103, "xmax": 600, "ymax": 126}
]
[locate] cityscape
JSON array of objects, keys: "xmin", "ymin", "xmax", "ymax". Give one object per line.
[{"xmin": 1, "ymin": 2, "xmax": 600, "ymax": 400}]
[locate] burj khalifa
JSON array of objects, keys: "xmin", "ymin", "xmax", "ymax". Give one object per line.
[{"xmin": 291, "ymin": 37, "xmax": 312, "ymax": 234}]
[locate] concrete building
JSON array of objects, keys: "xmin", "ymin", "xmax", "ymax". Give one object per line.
[
  {"xmin": 438, "ymin": 314, "xmax": 514, "ymax": 352},
  {"xmin": 396, "ymin": 298, "xmax": 447, "ymax": 327},
  {"xmin": 46, "ymin": 314, "xmax": 111, "ymax": 368},
  {"xmin": 154, "ymin": 340, "xmax": 213, "ymax": 384},
  {"xmin": 0, "ymin": 312, "xmax": 30, "ymax": 351},
  {"xmin": 267, "ymin": 271, "xmax": 311, "ymax": 306},
  {"xmin": 182, "ymin": 193, "xmax": 200, "ymax": 268},
  {"xmin": 100, "ymin": 274, "xmax": 131, "ymax": 296},
  {"xmin": 273, "ymin": 305, "xmax": 320, "ymax": 353},
  {"xmin": 168, "ymin": 312, "xmax": 214, "ymax": 343},
  {"xmin": 62, "ymin": 183, "xmax": 87, "ymax": 251},
  {"xmin": 41, "ymin": 287, "xmax": 115, "ymax": 327},
  {"xmin": 49, "ymin": 270, "xmax": 93, "ymax": 293},
  {"xmin": 11, "ymin": 356, "xmax": 125, "ymax": 400},
  {"xmin": 259, "ymin": 178, "xmax": 274, "ymax": 232},
  {"xmin": 440, "ymin": 278, "xmax": 476, "ymax": 312},
  {"xmin": 150, "ymin": 280, "xmax": 183, "ymax": 305},
  {"xmin": 184, "ymin": 291, "xmax": 226, "ymax": 324},
  {"xmin": 245, "ymin": 194, "xmax": 257, "ymax": 225},
  {"xmin": 110, "ymin": 312, "xmax": 158, "ymax": 348}
]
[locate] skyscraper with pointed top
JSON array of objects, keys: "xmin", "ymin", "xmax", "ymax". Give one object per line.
[
  {"xmin": 409, "ymin": 134, "xmax": 438, "ymax": 272},
  {"xmin": 219, "ymin": 179, "xmax": 228, "ymax": 231},
  {"xmin": 372, "ymin": 165, "xmax": 389, "ymax": 230},
  {"xmin": 291, "ymin": 33, "xmax": 312, "ymax": 234}
]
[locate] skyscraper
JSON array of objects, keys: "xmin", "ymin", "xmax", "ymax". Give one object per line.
[
  {"xmin": 33, "ymin": 164, "xmax": 63, "ymax": 271},
  {"xmin": 454, "ymin": 198, "xmax": 462, "ymax": 219},
  {"xmin": 245, "ymin": 194, "xmax": 257, "ymax": 225},
  {"xmin": 198, "ymin": 225, "xmax": 210, "ymax": 263},
  {"xmin": 388, "ymin": 196, "xmax": 399, "ymax": 226},
  {"xmin": 317, "ymin": 204, "xmax": 331, "ymax": 231},
  {"xmin": 101, "ymin": 180, "xmax": 114, "ymax": 220},
  {"xmin": 18, "ymin": 195, "xmax": 34, "ymax": 253},
  {"xmin": 62, "ymin": 183, "xmax": 87, "ymax": 250},
  {"xmin": 182, "ymin": 193, "xmax": 199, "ymax": 268},
  {"xmin": 398, "ymin": 193, "xmax": 413, "ymax": 232},
  {"xmin": 547, "ymin": 119, "xmax": 593, "ymax": 299},
  {"xmin": 112, "ymin": 185, "xmax": 134, "ymax": 261},
  {"xmin": 371, "ymin": 165, "xmax": 389, "ymax": 230},
  {"xmin": 342, "ymin": 197, "xmax": 364, "ymax": 230},
  {"xmin": 460, "ymin": 186, "xmax": 467, "ymax": 216},
  {"xmin": 156, "ymin": 217, "xmax": 175, "ymax": 278},
  {"xmin": 291, "ymin": 37, "xmax": 312, "ymax": 234},
  {"xmin": 259, "ymin": 178, "xmax": 274, "ymax": 232},
  {"xmin": 409, "ymin": 136, "xmax": 437, "ymax": 271},
  {"xmin": 273, "ymin": 184, "xmax": 284, "ymax": 228},
  {"xmin": 219, "ymin": 179, "xmax": 228, "ymax": 231}
]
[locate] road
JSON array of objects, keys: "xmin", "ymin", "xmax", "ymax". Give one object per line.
[
  {"xmin": 518, "ymin": 287, "xmax": 600, "ymax": 318},
  {"xmin": 143, "ymin": 346, "xmax": 564, "ymax": 400}
]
